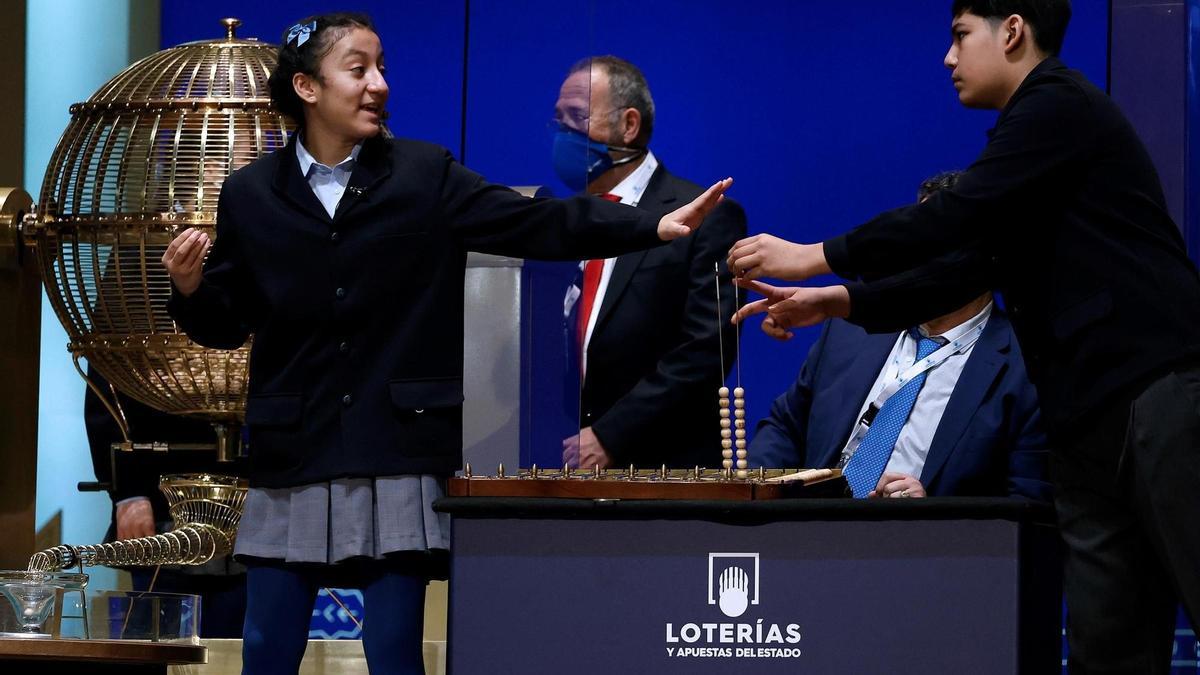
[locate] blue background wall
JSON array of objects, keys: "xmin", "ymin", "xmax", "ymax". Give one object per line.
[
  {"xmin": 465, "ymin": 0, "xmax": 1109, "ymax": 441},
  {"xmin": 161, "ymin": 1, "xmax": 466, "ymax": 158},
  {"xmin": 161, "ymin": 0, "xmax": 1110, "ymax": 446}
]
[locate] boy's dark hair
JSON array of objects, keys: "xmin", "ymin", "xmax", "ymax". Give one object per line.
[
  {"xmin": 267, "ymin": 13, "xmax": 375, "ymax": 125},
  {"xmin": 951, "ymin": 0, "xmax": 1072, "ymax": 56},
  {"xmin": 918, "ymin": 171, "xmax": 963, "ymax": 202}
]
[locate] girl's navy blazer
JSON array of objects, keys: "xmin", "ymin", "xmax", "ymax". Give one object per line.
[{"xmin": 169, "ymin": 134, "xmax": 662, "ymax": 488}]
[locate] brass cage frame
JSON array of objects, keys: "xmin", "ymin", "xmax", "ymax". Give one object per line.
[{"xmin": 26, "ymin": 19, "xmax": 294, "ymax": 422}]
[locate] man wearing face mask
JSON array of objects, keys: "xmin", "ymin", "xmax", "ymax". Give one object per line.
[{"xmin": 555, "ymin": 56, "xmax": 747, "ymax": 471}]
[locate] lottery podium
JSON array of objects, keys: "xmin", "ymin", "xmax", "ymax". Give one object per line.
[{"xmin": 436, "ymin": 487, "xmax": 1061, "ymax": 675}]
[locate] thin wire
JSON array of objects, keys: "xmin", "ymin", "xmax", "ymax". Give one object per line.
[
  {"xmin": 120, "ymin": 564, "xmax": 162, "ymax": 639},
  {"xmin": 714, "ymin": 263, "xmax": 726, "ymax": 382},
  {"xmin": 324, "ymin": 587, "xmax": 364, "ymax": 631},
  {"xmin": 734, "ymin": 280, "xmax": 742, "ymax": 388},
  {"xmin": 733, "ymin": 279, "xmax": 746, "ymax": 476}
]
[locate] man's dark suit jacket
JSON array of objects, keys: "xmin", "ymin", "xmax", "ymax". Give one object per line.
[
  {"xmin": 582, "ymin": 165, "xmax": 746, "ymax": 468},
  {"xmin": 169, "ymin": 134, "xmax": 665, "ymax": 488},
  {"xmin": 750, "ymin": 311, "xmax": 1052, "ymax": 501},
  {"xmin": 823, "ymin": 57, "xmax": 1200, "ymax": 436}
]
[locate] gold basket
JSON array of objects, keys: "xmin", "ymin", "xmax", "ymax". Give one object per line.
[{"xmin": 24, "ymin": 18, "xmax": 294, "ymax": 425}]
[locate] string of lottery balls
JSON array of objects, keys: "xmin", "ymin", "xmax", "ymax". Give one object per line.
[{"xmin": 715, "ymin": 263, "xmax": 747, "ymax": 478}]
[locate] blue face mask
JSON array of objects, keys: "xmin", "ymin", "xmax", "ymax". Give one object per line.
[{"xmin": 551, "ymin": 126, "xmax": 644, "ymax": 193}]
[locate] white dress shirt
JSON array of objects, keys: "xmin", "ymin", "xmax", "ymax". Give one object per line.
[
  {"xmin": 577, "ymin": 150, "xmax": 659, "ymax": 379},
  {"xmin": 838, "ymin": 301, "xmax": 994, "ymax": 479},
  {"xmin": 295, "ymin": 136, "xmax": 362, "ymax": 218}
]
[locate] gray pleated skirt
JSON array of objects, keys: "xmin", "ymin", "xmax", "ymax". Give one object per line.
[{"xmin": 233, "ymin": 475, "xmax": 451, "ymax": 566}]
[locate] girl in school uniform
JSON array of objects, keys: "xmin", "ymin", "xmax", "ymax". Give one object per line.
[{"xmin": 162, "ymin": 12, "xmax": 730, "ymax": 674}]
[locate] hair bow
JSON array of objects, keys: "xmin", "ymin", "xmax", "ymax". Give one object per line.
[{"xmin": 286, "ymin": 21, "xmax": 316, "ymax": 48}]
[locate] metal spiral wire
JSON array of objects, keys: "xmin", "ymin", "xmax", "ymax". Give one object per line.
[
  {"xmin": 27, "ymin": 474, "xmax": 247, "ymax": 572},
  {"xmin": 28, "ymin": 527, "xmax": 217, "ymax": 571}
]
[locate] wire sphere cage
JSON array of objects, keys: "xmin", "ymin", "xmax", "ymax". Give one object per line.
[{"xmin": 25, "ymin": 18, "xmax": 294, "ymax": 425}]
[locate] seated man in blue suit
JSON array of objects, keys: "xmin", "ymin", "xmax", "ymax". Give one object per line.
[{"xmin": 750, "ymin": 172, "xmax": 1050, "ymax": 501}]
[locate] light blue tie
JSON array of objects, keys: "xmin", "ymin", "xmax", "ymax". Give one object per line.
[{"xmin": 844, "ymin": 330, "xmax": 943, "ymax": 498}]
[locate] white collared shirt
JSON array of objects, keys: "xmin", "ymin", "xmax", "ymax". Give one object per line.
[
  {"xmin": 838, "ymin": 302, "xmax": 994, "ymax": 479},
  {"xmin": 578, "ymin": 150, "xmax": 659, "ymax": 379},
  {"xmin": 296, "ymin": 136, "xmax": 363, "ymax": 218}
]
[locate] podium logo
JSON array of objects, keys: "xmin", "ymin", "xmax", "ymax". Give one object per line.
[
  {"xmin": 663, "ymin": 552, "xmax": 802, "ymax": 660},
  {"xmin": 708, "ymin": 553, "xmax": 759, "ymax": 618}
]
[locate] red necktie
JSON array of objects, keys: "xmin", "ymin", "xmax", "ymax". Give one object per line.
[{"xmin": 577, "ymin": 193, "xmax": 622, "ymax": 360}]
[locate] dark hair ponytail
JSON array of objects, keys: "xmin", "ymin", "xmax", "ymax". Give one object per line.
[{"xmin": 267, "ymin": 12, "xmax": 375, "ymax": 126}]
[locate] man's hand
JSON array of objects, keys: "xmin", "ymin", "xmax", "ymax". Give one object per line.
[
  {"xmin": 869, "ymin": 472, "xmax": 927, "ymax": 499},
  {"xmin": 562, "ymin": 427, "xmax": 612, "ymax": 469},
  {"xmin": 657, "ymin": 178, "xmax": 733, "ymax": 240},
  {"xmin": 731, "ymin": 280, "xmax": 851, "ymax": 339},
  {"xmin": 115, "ymin": 497, "xmax": 156, "ymax": 540},
  {"xmin": 161, "ymin": 227, "xmax": 212, "ymax": 297},
  {"xmin": 577, "ymin": 427, "xmax": 611, "ymax": 470},
  {"xmin": 727, "ymin": 236, "xmax": 830, "ymax": 281},
  {"xmin": 562, "ymin": 433, "xmax": 580, "ymax": 468},
  {"xmin": 758, "ymin": 316, "xmax": 794, "ymax": 341}
]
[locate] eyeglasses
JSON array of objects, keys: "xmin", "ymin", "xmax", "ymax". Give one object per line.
[{"xmin": 551, "ymin": 107, "xmax": 627, "ymax": 133}]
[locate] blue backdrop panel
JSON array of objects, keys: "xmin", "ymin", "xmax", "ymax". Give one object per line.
[
  {"xmin": 463, "ymin": 0, "xmax": 594, "ymax": 467},
  {"xmin": 466, "ymin": 0, "xmax": 1110, "ymax": 447},
  {"xmin": 160, "ymin": 0, "xmax": 1109, "ymax": 463},
  {"xmin": 159, "ymin": 0, "xmax": 466, "ymax": 158}
]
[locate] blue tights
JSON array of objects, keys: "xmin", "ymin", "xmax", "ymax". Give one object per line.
[{"xmin": 241, "ymin": 560, "xmax": 426, "ymax": 675}]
